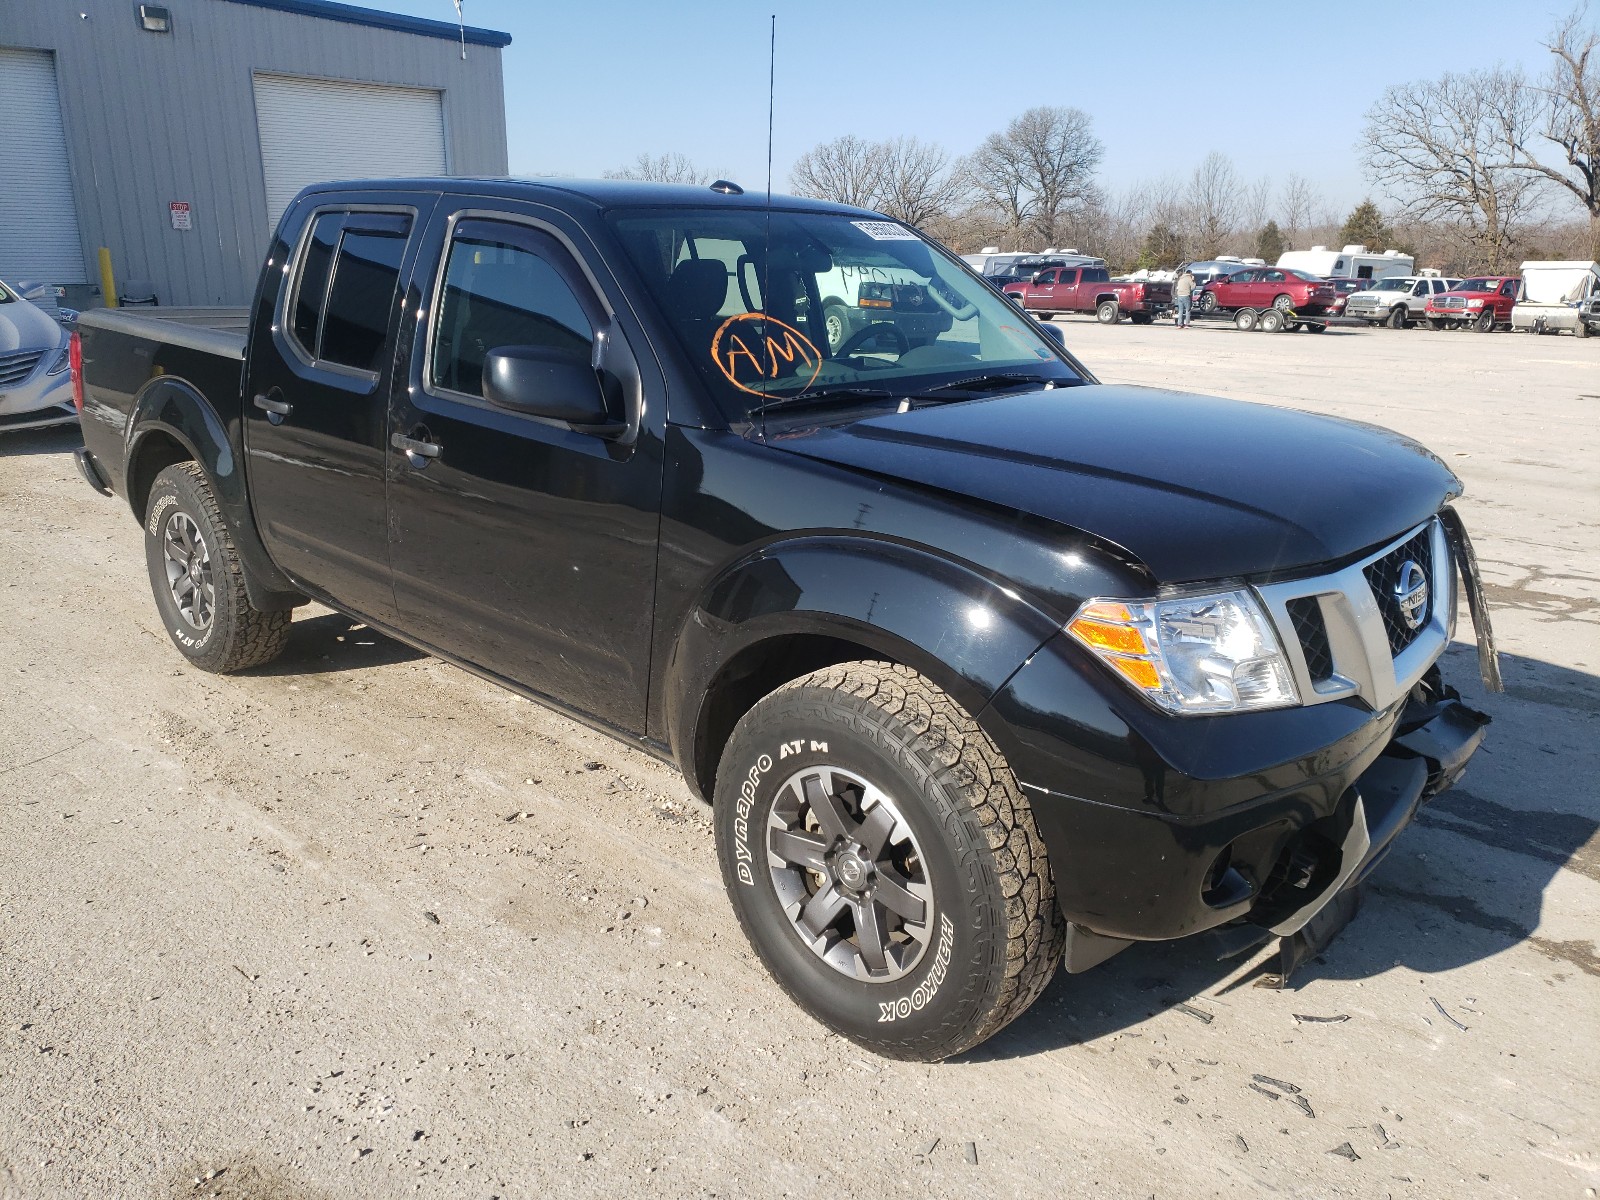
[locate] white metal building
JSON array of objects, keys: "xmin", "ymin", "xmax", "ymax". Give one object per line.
[{"xmin": 2, "ymin": 0, "xmax": 510, "ymax": 306}]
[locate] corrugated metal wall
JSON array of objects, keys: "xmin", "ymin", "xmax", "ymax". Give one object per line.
[{"xmin": 2, "ymin": 0, "xmax": 508, "ymax": 305}]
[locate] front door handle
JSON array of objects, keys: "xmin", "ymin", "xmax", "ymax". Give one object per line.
[
  {"xmin": 253, "ymin": 393, "xmax": 291, "ymax": 424},
  {"xmin": 391, "ymin": 430, "xmax": 441, "ymax": 467}
]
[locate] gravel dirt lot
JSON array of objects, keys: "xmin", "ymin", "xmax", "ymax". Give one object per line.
[{"xmin": 2, "ymin": 318, "xmax": 1597, "ymax": 1199}]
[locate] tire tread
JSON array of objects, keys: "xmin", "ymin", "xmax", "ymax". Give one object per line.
[{"xmin": 759, "ymin": 661, "xmax": 1065, "ymax": 1057}]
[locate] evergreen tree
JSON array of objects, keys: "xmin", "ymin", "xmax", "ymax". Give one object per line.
[
  {"xmin": 1255, "ymin": 220, "xmax": 1286, "ymax": 264},
  {"xmin": 1136, "ymin": 222, "xmax": 1184, "ymax": 270},
  {"xmin": 1339, "ymin": 199, "xmax": 1391, "ymax": 249}
]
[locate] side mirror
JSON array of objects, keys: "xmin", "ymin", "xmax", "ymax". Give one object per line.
[
  {"xmin": 1036, "ymin": 322, "xmax": 1067, "ymax": 348},
  {"xmin": 482, "ymin": 345, "xmax": 619, "ymax": 433}
]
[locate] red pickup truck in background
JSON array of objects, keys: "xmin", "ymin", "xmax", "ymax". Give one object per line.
[
  {"xmin": 1424, "ymin": 276, "xmax": 1520, "ymax": 331},
  {"xmin": 1196, "ymin": 268, "xmax": 1337, "ymax": 316},
  {"xmin": 1004, "ymin": 266, "xmax": 1173, "ymax": 324}
]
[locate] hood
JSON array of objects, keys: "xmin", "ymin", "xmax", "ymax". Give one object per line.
[
  {"xmin": 0, "ymin": 294, "xmax": 67, "ymax": 357},
  {"xmin": 768, "ymin": 384, "xmax": 1460, "ymax": 584}
]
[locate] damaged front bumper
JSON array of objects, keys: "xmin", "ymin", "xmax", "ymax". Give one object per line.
[{"xmin": 1227, "ymin": 677, "xmax": 1490, "ymax": 985}]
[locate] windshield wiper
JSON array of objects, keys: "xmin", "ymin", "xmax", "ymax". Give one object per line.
[
  {"xmin": 747, "ymin": 385, "xmax": 898, "ymax": 418},
  {"xmin": 912, "ymin": 372, "xmax": 1062, "ymax": 397}
]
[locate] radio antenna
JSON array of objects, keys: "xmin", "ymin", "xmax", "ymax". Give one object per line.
[{"xmin": 762, "ymin": 14, "xmax": 775, "ymax": 319}]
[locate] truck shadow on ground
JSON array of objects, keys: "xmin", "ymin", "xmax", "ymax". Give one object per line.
[
  {"xmin": 968, "ymin": 647, "xmax": 1600, "ymax": 1061},
  {"xmin": 0, "ymin": 424, "xmax": 83, "ymax": 457},
  {"xmin": 250, "ymin": 612, "xmax": 425, "ymax": 674}
]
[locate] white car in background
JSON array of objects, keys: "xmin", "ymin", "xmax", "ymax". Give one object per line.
[{"xmin": 0, "ymin": 278, "xmax": 75, "ymax": 431}]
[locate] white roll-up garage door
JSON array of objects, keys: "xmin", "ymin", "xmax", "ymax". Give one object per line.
[
  {"xmin": 253, "ymin": 74, "xmax": 447, "ymax": 230},
  {"xmin": 0, "ymin": 48, "xmax": 88, "ymax": 285}
]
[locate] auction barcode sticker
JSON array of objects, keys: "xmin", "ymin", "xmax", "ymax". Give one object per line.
[{"xmin": 851, "ymin": 220, "xmax": 917, "ymax": 241}]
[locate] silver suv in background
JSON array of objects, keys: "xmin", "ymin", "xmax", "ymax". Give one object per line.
[{"xmin": 1343, "ymin": 276, "xmax": 1461, "ymax": 329}]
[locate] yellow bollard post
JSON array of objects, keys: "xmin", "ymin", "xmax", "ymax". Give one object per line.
[{"xmin": 97, "ymin": 247, "xmax": 118, "ymax": 308}]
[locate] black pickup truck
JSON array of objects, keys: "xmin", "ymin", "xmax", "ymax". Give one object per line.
[{"xmin": 71, "ymin": 178, "xmax": 1498, "ymax": 1061}]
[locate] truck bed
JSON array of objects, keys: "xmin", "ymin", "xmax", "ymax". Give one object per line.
[{"xmin": 77, "ymin": 307, "xmax": 248, "ymax": 361}]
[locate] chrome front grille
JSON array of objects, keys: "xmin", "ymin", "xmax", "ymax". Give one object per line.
[
  {"xmin": 1434, "ymin": 298, "xmax": 1467, "ymax": 311},
  {"xmin": 0, "ymin": 350, "xmax": 45, "ymax": 387},
  {"xmin": 1256, "ymin": 519, "xmax": 1453, "ymax": 711},
  {"xmin": 1363, "ymin": 527, "xmax": 1434, "ymax": 655}
]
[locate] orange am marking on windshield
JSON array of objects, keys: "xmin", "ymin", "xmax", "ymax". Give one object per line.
[{"xmin": 711, "ymin": 312, "xmax": 823, "ymax": 396}]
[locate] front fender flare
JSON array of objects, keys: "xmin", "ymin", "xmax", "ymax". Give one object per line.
[
  {"xmin": 126, "ymin": 377, "xmax": 302, "ymax": 610},
  {"xmin": 664, "ymin": 535, "xmax": 1064, "ymax": 800}
]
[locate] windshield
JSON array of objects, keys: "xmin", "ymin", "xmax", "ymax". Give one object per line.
[
  {"xmin": 1458, "ymin": 278, "xmax": 1501, "ymax": 291},
  {"xmin": 1368, "ymin": 279, "xmax": 1412, "ymax": 292},
  {"xmin": 607, "ymin": 208, "xmax": 1082, "ymax": 420}
]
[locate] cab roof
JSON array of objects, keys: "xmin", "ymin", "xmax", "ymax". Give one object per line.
[{"xmin": 297, "ymin": 176, "xmax": 886, "ymax": 218}]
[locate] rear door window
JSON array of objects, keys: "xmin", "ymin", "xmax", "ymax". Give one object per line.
[{"xmin": 287, "ymin": 210, "xmax": 412, "ymax": 374}]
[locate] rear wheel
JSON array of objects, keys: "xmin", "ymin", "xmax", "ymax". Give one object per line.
[
  {"xmin": 1271, "ymin": 293, "xmax": 1295, "ymax": 313},
  {"xmin": 1258, "ymin": 308, "xmax": 1285, "ymax": 333},
  {"xmin": 1475, "ymin": 310, "xmax": 1496, "ymax": 332},
  {"xmin": 714, "ymin": 661, "xmax": 1066, "ymax": 1061},
  {"xmin": 144, "ymin": 463, "xmax": 291, "ymax": 673},
  {"xmin": 1096, "ymin": 299, "xmax": 1121, "ymax": 324},
  {"xmin": 1129, "ymin": 312, "xmax": 1153, "ymax": 325},
  {"xmin": 1234, "ymin": 308, "xmax": 1259, "ymax": 332},
  {"xmin": 824, "ymin": 304, "xmax": 851, "ymax": 353}
]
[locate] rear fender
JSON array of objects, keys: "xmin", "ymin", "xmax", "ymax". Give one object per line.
[
  {"xmin": 665, "ymin": 535, "xmax": 1063, "ymax": 801},
  {"xmin": 126, "ymin": 377, "xmax": 303, "ymax": 610}
]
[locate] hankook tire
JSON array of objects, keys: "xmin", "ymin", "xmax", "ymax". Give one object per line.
[
  {"xmin": 714, "ymin": 661, "xmax": 1065, "ymax": 1061},
  {"xmin": 144, "ymin": 463, "xmax": 291, "ymax": 673}
]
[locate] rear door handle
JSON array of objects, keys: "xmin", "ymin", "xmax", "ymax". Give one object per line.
[
  {"xmin": 253, "ymin": 393, "xmax": 291, "ymax": 416},
  {"xmin": 391, "ymin": 431, "xmax": 441, "ymax": 464}
]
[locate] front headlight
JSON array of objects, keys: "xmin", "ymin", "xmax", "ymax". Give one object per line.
[
  {"xmin": 1465, "ymin": 298, "xmax": 1484, "ymax": 308},
  {"xmin": 1066, "ymin": 590, "xmax": 1299, "ymax": 715},
  {"xmin": 46, "ymin": 345, "xmax": 70, "ymax": 375}
]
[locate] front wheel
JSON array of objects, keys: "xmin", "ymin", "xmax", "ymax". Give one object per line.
[
  {"xmin": 1195, "ymin": 291, "xmax": 1217, "ymax": 314},
  {"xmin": 1387, "ymin": 305, "xmax": 1409, "ymax": 329},
  {"xmin": 144, "ymin": 463, "xmax": 291, "ymax": 673},
  {"xmin": 1577, "ymin": 318, "xmax": 1591, "ymax": 339},
  {"xmin": 1475, "ymin": 311, "xmax": 1496, "ymax": 332},
  {"xmin": 1096, "ymin": 299, "xmax": 1121, "ymax": 324},
  {"xmin": 714, "ymin": 661, "xmax": 1065, "ymax": 1061}
]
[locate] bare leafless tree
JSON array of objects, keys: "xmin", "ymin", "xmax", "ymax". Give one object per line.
[
  {"xmin": 967, "ymin": 106, "xmax": 1104, "ymax": 246},
  {"xmin": 1186, "ymin": 152, "xmax": 1242, "ymax": 257},
  {"xmin": 1500, "ymin": 8, "xmax": 1600, "ymax": 257},
  {"xmin": 1279, "ymin": 173, "xmax": 1316, "ymax": 248},
  {"xmin": 874, "ymin": 138, "xmax": 970, "ymax": 227},
  {"xmin": 1362, "ymin": 69, "xmax": 1542, "ymax": 271},
  {"xmin": 1242, "ymin": 175, "xmax": 1273, "ymax": 236},
  {"xmin": 789, "ymin": 135, "xmax": 885, "ymax": 209},
  {"xmin": 603, "ymin": 152, "xmax": 722, "ymax": 185}
]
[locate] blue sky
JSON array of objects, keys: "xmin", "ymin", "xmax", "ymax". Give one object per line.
[{"xmin": 388, "ymin": 0, "xmax": 1581, "ymax": 217}]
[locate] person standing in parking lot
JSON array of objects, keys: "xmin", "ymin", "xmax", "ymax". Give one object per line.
[{"xmin": 1173, "ymin": 268, "xmax": 1196, "ymax": 328}]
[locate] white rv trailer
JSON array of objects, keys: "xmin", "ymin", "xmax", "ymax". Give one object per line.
[
  {"xmin": 1510, "ymin": 260, "xmax": 1600, "ymax": 336},
  {"xmin": 1276, "ymin": 245, "xmax": 1414, "ymax": 281}
]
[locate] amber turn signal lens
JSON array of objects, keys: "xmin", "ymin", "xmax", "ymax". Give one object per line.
[
  {"xmin": 1065, "ymin": 615, "xmax": 1147, "ymax": 657},
  {"xmin": 1107, "ymin": 655, "xmax": 1161, "ymax": 691}
]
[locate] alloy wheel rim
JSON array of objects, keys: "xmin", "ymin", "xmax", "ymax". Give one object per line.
[
  {"xmin": 765, "ymin": 765, "xmax": 934, "ymax": 983},
  {"xmin": 163, "ymin": 511, "xmax": 215, "ymax": 631}
]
